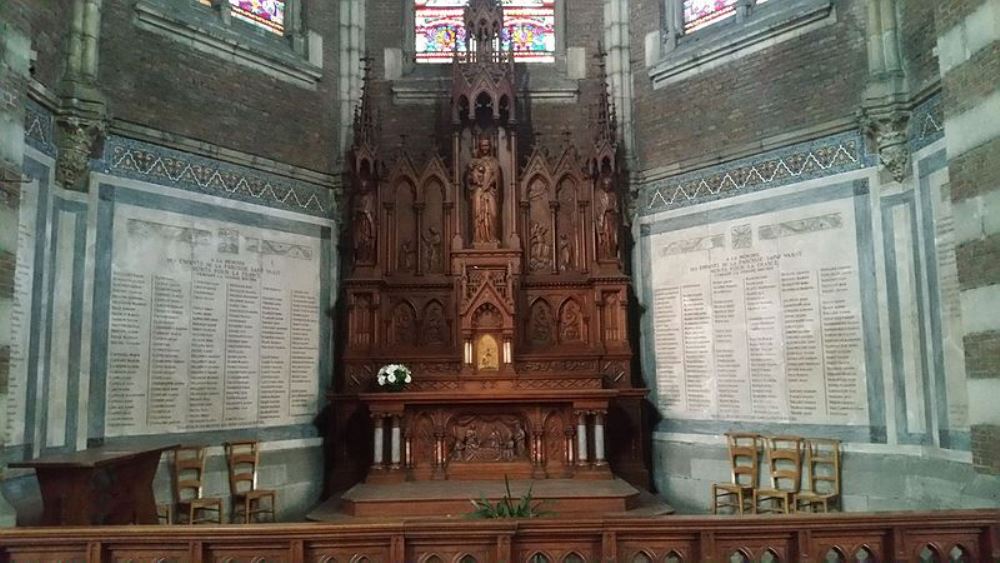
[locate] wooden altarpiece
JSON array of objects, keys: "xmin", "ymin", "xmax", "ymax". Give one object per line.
[{"xmin": 327, "ymin": 0, "xmax": 650, "ymax": 505}]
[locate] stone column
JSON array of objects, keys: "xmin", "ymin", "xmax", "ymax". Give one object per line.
[
  {"xmin": 372, "ymin": 415, "xmax": 385, "ymax": 469},
  {"xmin": 576, "ymin": 412, "xmax": 589, "ymax": 465},
  {"xmin": 593, "ymin": 411, "xmax": 607, "ymax": 466},
  {"xmin": 859, "ymin": 0, "xmax": 910, "ymax": 184},
  {"xmin": 390, "ymin": 416, "xmax": 402, "ymax": 469}
]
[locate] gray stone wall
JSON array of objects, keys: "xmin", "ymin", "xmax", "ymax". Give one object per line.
[{"xmin": 652, "ymin": 438, "xmax": 1000, "ymax": 514}]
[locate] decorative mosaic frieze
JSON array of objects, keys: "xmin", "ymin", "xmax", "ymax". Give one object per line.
[
  {"xmin": 23, "ymin": 100, "xmax": 56, "ymax": 156},
  {"xmin": 909, "ymin": 94, "xmax": 944, "ymax": 152},
  {"xmin": 641, "ymin": 131, "xmax": 869, "ymax": 215},
  {"xmin": 101, "ymin": 136, "xmax": 333, "ymax": 217}
]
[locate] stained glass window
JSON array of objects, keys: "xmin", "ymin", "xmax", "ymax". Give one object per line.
[
  {"xmin": 682, "ymin": 0, "xmax": 738, "ymax": 33},
  {"xmin": 415, "ymin": 0, "xmax": 556, "ymax": 63},
  {"xmin": 229, "ymin": 0, "xmax": 285, "ymax": 32},
  {"xmin": 197, "ymin": 0, "xmax": 286, "ymax": 34}
]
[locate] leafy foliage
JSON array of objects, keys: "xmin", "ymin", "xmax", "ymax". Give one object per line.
[{"xmin": 468, "ymin": 476, "xmax": 551, "ymax": 519}]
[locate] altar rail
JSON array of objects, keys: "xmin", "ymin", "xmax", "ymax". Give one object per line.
[{"xmin": 1, "ymin": 510, "xmax": 998, "ymax": 562}]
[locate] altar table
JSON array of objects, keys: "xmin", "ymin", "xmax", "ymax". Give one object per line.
[{"xmin": 10, "ymin": 444, "xmax": 177, "ymax": 526}]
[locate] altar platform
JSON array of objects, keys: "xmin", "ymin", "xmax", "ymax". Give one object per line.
[{"xmin": 308, "ymin": 479, "xmax": 674, "ymax": 521}]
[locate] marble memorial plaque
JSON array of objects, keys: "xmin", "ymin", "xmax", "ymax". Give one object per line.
[
  {"xmin": 649, "ymin": 198, "xmax": 869, "ymax": 425},
  {"xmin": 104, "ymin": 204, "xmax": 322, "ymax": 437}
]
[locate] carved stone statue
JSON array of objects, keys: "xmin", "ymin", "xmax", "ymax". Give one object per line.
[
  {"xmin": 596, "ymin": 168, "xmax": 620, "ymax": 260},
  {"xmin": 466, "ymin": 137, "xmax": 501, "ymax": 244},
  {"xmin": 353, "ymin": 173, "xmax": 377, "ymax": 264}
]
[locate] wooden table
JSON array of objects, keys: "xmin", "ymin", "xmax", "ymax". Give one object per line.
[{"xmin": 10, "ymin": 444, "xmax": 177, "ymax": 526}]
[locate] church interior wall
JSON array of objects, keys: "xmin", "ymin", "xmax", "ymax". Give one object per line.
[
  {"xmin": 0, "ymin": 0, "xmax": 998, "ymax": 526},
  {"xmin": 3, "ymin": 0, "xmax": 71, "ymax": 91},
  {"xmin": 0, "ymin": 0, "xmax": 342, "ymax": 523},
  {"xmin": 629, "ymin": 0, "xmax": 1000, "ymax": 513},
  {"xmin": 97, "ymin": 0, "xmax": 341, "ymax": 173},
  {"xmin": 630, "ymin": 0, "xmax": 870, "ymax": 174}
]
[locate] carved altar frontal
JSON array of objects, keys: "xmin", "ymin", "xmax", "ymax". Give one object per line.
[{"xmin": 327, "ymin": 0, "xmax": 650, "ymax": 500}]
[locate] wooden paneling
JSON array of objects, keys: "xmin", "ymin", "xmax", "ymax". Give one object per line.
[{"xmin": 0, "ymin": 510, "xmax": 997, "ymax": 563}]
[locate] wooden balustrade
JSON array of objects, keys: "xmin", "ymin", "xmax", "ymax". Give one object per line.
[{"xmin": 0, "ymin": 510, "xmax": 997, "ymax": 562}]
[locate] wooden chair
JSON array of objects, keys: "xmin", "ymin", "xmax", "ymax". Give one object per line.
[
  {"xmin": 171, "ymin": 446, "xmax": 223, "ymax": 524},
  {"xmin": 711, "ymin": 433, "xmax": 761, "ymax": 515},
  {"xmin": 156, "ymin": 502, "xmax": 172, "ymax": 525},
  {"xmin": 753, "ymin": 435, "xmax": 803, "ymax": 514},
  {"xmin": 225, "ymin": 440, "xmax": 277, "ymax": 523},
  {"xmin": 796, "ymin": 438, "xmax": 841, "ymax": 512}
]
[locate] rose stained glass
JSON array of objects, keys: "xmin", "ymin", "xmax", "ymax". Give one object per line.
[
  {"xmin": 228, "ymin": 0, "xmax": 285, "ymax": 33},
  {"xmin": 682, "ymin": 0, "xmax": 738, "ymax": 33},
  {"xmin": 415, "ymin": 0, "xmax": 555, "ymax": 63}
]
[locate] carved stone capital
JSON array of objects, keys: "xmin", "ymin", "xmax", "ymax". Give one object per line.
[
  {"xmin": 55, "ymin": 115, "xmax": 105, "ymax": 192},
  {"xmin": 859, "ymin": 107, "xmax": 911, "ymax": 183}
]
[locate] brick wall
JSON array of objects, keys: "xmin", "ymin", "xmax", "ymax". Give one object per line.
[
  {"xmin": 629, "ymin": 0, "xmax": 870, "ymax": 173},
  {"xmin": 900, "ymin": 0, "xmax": 940, "ymax": 95},
  {"xmin": 4, "ymin": 0, "xmax": 70, "ymax": 89},
  {"xmin": 97, "ymin": 0, "xmax": 340, "ymax": 173}
]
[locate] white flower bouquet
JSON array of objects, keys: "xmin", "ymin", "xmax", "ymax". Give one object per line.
[{"xmin": 377, "ymin": 363, "xmax": 412, "ymax": 392}]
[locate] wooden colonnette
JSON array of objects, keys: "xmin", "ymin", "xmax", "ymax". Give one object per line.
[{"xmin": 0, "ymin": 510, "xmax": 997, "ymax": 562}]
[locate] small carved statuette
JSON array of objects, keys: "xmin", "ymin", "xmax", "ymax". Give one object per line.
[
  {"xmin": 529, "ymin": 222, "xmax": 552, "ymax": 271},
  {"xmin": 353, "ymin": 173, "xmax": 377, "ymax": 264},
  {"xmin": 558, "ymin": 233, "xmax": 573, "ymax": 272},
  {"xmin": 399, "ymin": 239, "xmax": 417, "ymax": 272},
  {"xmin": 422, "ymin": 227, "xmax": 442, "ymax": 272},
  {"xmin": 596, "ymin": 167, "xmax": 620, "ymax": 261}
]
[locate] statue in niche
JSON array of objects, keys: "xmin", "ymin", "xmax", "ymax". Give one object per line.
[
  {"xmin": 422, "ymin": 227, "xmax": 442, "ymax": 272},
  {"xmin": 466, "ymin": 137, "xmax": 501, "ymax": 244},
  {"xmin": 559, "ymin": 300, "xmax": 584, "ymax": 343},
  {"xmin": 513, "ymin": 422, "xmax": 527, "ymax": 457},
  {"xmin": 596, "ymin": 166, "xmax": 620, "ymax": 260},
  {"xmin": 392, "ymin": 303, "xmax": 417, "ymax": 345},
  {"xmin": 477, "ymin": 334, "xmax": 499, "ymax": 370},
  {"xmin": 422, "ymin": 302, "xmax": 447, "ymax": 346},
  {"xmin": 558, "ymin": 233, "xmax": 573, "ymax": 272},
  {"xmin": 528, "ymin": 222, "xmax": 552, "ymax": 271},
  {"xmin": 353, "ymin": 173, "xmax": 377, "ymax": 264},
  {"xmin": 528, "ymin": 300, "xmax": 554, "ymax": 345},
  {"xmin": 399, "ymin": 239, "xmax": 417, "ymax": 272}
]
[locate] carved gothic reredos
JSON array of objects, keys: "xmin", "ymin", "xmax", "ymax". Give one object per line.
[
  {"xmin": 331, "ymin": 4, "xmax": 650, "ymax": 492},
  {"xmin": 340, "ymin": 20, "xmax": 633, "ymax": 386}
]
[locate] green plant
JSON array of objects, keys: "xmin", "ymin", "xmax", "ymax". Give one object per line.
[{"xmin": 468, "ymin": 475, "xmax": 551, "ymax": 519}]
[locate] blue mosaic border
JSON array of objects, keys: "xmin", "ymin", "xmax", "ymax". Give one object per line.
[
  {"xmin": 23, "ymin": 99, "xmax": 56, "ymax": 157},
  {"xmin": 909, "ymin": 93, "xmax": 945, "ymax": 152},
  {"xmin": 641, "ymin": 131, "xmax": 873, "ymax": 216},
  {"xmin": 99, "ymin": 135, "xmax": 334, "ymax": 218}
]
